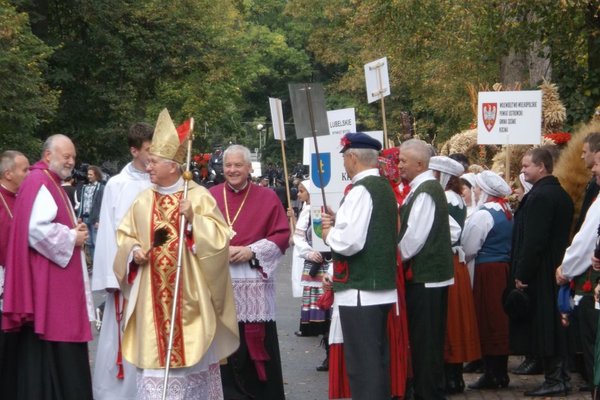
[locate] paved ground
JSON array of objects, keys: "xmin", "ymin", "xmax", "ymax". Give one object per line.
[{"xmin": 90, "ymin": 250, "xmax": 593, "ymax": 399}]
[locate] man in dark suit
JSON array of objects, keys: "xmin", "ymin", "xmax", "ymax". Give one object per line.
[{"xmin": 510, "ymin": 147, "xmax": 574, "ymax": 397}]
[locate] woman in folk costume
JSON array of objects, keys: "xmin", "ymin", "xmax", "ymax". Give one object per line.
[
  {"xmin": 461, "ymin": 172, "xmax": 479, "ymax": 220},
  {"xmin": 461, "ymin": 170, "xmax": 513, "ymax": 389},
  {"xmin": 327, "ymin": 146, "xmax": 410, "ymax": 399},
  {"xmin": 292, "ymin": 179, "xmax": 331, "ymax": 369},
  {"xmin": 429, "ymin": 155, "xmax": 481, "ymax": 394}
]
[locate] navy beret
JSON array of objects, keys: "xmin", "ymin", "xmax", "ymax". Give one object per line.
[{"xmin": 340, "ymin": 132, "xmax": 382, "ymax": 153}]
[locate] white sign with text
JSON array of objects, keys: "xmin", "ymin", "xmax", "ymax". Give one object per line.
[
  {"xmin": 477, "ymin": 90, "xmax": 542, "ymax": 145},
  {"xmin": 327, "ymin": 108, "xmax": 356, "ymax": 136}
]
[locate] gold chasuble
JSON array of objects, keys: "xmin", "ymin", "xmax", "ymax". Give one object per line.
[{"xmin": 114, "ymin": 182, "xmax": 239, "ymax": 369}]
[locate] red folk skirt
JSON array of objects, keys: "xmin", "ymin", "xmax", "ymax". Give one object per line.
[
  {"xmin": 472, "ymin": 261, "xmax": 510, "ymax": 355},
  {"xmin": 329, "ymin": 254, "xmax": 410, "ymax": 399},
  {"xmin": 444, "ymin": 255, "xmax": 481, "ymax": 363}
]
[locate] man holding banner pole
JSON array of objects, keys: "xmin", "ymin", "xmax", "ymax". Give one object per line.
[{"xmin": 321, "ymin": 132, "xmax": 398, "ymax": 400}]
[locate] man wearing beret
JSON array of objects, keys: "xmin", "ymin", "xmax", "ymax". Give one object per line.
[
  {"xmin": 398, "ymin": 139, "xmax": 454, "ymax": 400},
  {"xmin": 322, "ymin": 132, "xmax": 398, "ymax": 400}
]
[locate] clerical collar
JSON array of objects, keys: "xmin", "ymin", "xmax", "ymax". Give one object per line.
[
  {"xmin": 226, "ymin": 180, "xmax": 249, "ymax": 193},
  {"xmin": 156, "ymin": 177, "xmax": 184, "ymax": 195}
]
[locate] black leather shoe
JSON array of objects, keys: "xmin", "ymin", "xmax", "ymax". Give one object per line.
[
  {"xmin": 524, "ymin": 382, "xmax": 569, "ymax": 397},
  {"xmin": 467, "ymin": 374, "xmax": 509, "ymax": 390},
  {"xmin": 580, "ymin": 383, "xmax": 591, "ymax": 392},
  {"xmin": 512, "ymin": 357, "xmax": 542, "ymax": 375},
  {"xmin": 445, "ymin": 377, "xmax": 465, "ymax": 394},
  {"xmin": 316, "ymin": 356, "xmax": 328, "ymax": 372},
  {"xmin": 463, "ymin": 359, "xmax": 483, "ymax": 373}
]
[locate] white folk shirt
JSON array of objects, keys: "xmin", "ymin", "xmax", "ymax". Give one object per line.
[
  {"xmin": 326, "ymin": 168, "xmax": 397, "ymax": 307},
  {"xmin": 561, "ymin": 197, "xmax": 600, "ymax": 305},
  {"xmin": 461, "ymin": 202, "xmax": 503, "ymax": 263},
  {"xmin": 398, "ymin": 169, "xmax": 454, "ymax": 288}
]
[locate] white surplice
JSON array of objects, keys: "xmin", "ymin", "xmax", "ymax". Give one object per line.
[{"xmin": 92, "ymin": 162, "xmax": 152, "ymax": 400}]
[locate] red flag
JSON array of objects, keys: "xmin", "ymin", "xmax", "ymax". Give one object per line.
[{"xmin": 176, "ymin": 119, "xmax": 192, "ymax": 143}]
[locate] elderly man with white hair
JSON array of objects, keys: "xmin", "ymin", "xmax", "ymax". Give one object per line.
[
  {"xmin": 429, "ymin": 156, "xmax": 481, "ymax": 395},
  {"xmin": 461, "ymin": 170, "xmax": 513, "ymax": 390},
  {"xmin": 398, "ymin": 139, "xmax": 454, "ymax": 400},
  {"xmin": 321, "ymin": 132, "xmax": 398, "ymax": 400}
]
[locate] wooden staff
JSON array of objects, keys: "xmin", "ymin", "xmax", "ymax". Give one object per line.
[
  {"xmin": 505, "ymin": 133, "xmax": 511, "ymax": 184},
  {"xmin": 305, "ymin": 83, "xmax": 329, "ymax": 212},
  {"xmin": 275, "ymin": 111, "xmax": 296, "ymax": 234},
  {"xmin": 161, "ymin": 118, "xmax": 194, "ymax": 400},
  {"xmin": 369, "ymin": 61, "xmax": 389, "ymax": 149}
]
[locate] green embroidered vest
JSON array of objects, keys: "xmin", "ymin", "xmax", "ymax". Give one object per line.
[
  {"xmin": 399, "ymin": 180, "xmax": 454, "ymax": 283},
  {"xmin": 332, "ymin": 176, "xmax": 398, "ymax": 291}
]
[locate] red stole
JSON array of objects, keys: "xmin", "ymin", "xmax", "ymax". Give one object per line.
[{"xmin": 150, "ymin": 191, "xmax": 186, "ymax": 367}]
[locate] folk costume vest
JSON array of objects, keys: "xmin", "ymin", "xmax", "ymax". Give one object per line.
[
  {"xmin": 475, "ymin": 206, "xmax": 512, "ymax": 265},
  {"xmin": 332, "ymin": 176, "xmax": 398, "ymax": 292},
  {"xmin": 400, "ymin": 179, "xmax": 453, "ymax": 283}
]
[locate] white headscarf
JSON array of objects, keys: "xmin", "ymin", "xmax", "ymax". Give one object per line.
[
  {"xmin": 518, "ymin": 173, "xmax": 533, "ymax": 194},
  {"xmin": 461, "ymin": 172, "xmax": 478, "ymax": 214},
  {"xmin": 475, "ymin": 170, "xmax": 512, "ymax": 206},
  {"xmin": 299, "ymin": 179, "xmax": 311, "ymax": 206},
  {"xmin": 429, "ymin": 156, "xmax": 465, "ymax": 189}
]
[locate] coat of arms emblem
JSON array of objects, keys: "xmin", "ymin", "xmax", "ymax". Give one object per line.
[{"xmin": 482, "ymin": 103, "xmax": 498, "ymax": 132}]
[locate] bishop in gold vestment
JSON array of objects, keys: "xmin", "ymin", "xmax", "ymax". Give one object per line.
[{"xmin": 114, "ymin": 109, "xmax": 239, "ymax": 400}]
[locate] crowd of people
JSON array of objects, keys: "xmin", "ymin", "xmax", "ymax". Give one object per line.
[{"xmin": 1, "ymin": 114, "xmax": 600, "ymax": 400}]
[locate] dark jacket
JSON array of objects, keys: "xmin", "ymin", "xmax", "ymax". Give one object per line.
[
  {"xmin": 509, "ymin": 175, "xmax": 574, "ymax": 356},
  {"xmin": 76, "ymin": 182, "xmax": 104, "ymax": 224}
]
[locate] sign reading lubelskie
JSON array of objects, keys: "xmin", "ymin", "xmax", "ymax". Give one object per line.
[{"xmin": 477, "ymin": 90, "xmax": 542, "ymax": 145}]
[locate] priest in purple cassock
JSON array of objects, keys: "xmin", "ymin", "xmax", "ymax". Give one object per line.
[
  {"xmin": 0, "ymin": 150, "xmax": 29, "ymax": 398},
  {"xmin": 210, "ymin": 144, "xmax": 290, "ymax": 399},
  {"xmin": 2, "ymin": 135, "xmax": 95, "ymax": 399}
]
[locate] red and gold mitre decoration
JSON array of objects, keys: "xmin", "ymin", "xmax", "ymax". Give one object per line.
[{"xmin": 150, "ymin": 108, "xmax": 191, "ymax": 163}]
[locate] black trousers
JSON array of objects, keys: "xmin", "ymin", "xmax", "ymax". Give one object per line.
[
  {"xmin": 338, "ymin": 302, "xmax": 392, "ymax": 400},
  {"xmin": 221, "ymin": 321, "xmax": 285, "ymax": 400},
  {"xmin": 406, "ymin": 283, "xmax": 448, "ymax": 400},
  {"xmin": 576, "ymin": 295, "xmax": 599, "ymax": 383},
  {"xmin": 0, "ymin": 312, "xmax": 18, "ymax": 399},
  {"xmin": 17, "ymin": 326, "xmax": 93, "ymax": 400}
]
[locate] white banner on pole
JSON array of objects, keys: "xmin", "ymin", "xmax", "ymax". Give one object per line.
[
  {"xmin": 269, "ymin": 97, "xmax": 286, "ymax": 141},
  {"xmin": 364, "ymin": 57, "xmax": 390, "ymax": 104},
  {"xmin": 327, "ymin": 108, "xmax": 356, "ymax": 136},
  {"xmin": 477, "ymin": 90, "xmax": 542, "ymax": 145}
]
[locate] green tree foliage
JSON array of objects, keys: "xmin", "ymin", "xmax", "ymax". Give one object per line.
[
  {"xmin": 499, "ymin": 1, "xmax": 600, "ymax": 127},
  {"xmin": 0, "ymin": 0, "xmax": 58, "ymax": 158},
  {"xmin": 286, "ymin": 0, "xmax": 600, "ymax": 142},
  {"xmin": 5, "ymin": 0, "xmax": 596, "ymax": 168},
  {"xmin": 6, "ymin": 0, "xmax": 315, "ymax": 170}
]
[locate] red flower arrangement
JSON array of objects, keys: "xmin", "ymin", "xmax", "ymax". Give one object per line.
[{"xmin": 544, "ymin": 132, "xmax": 571, "ymax": 145}]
